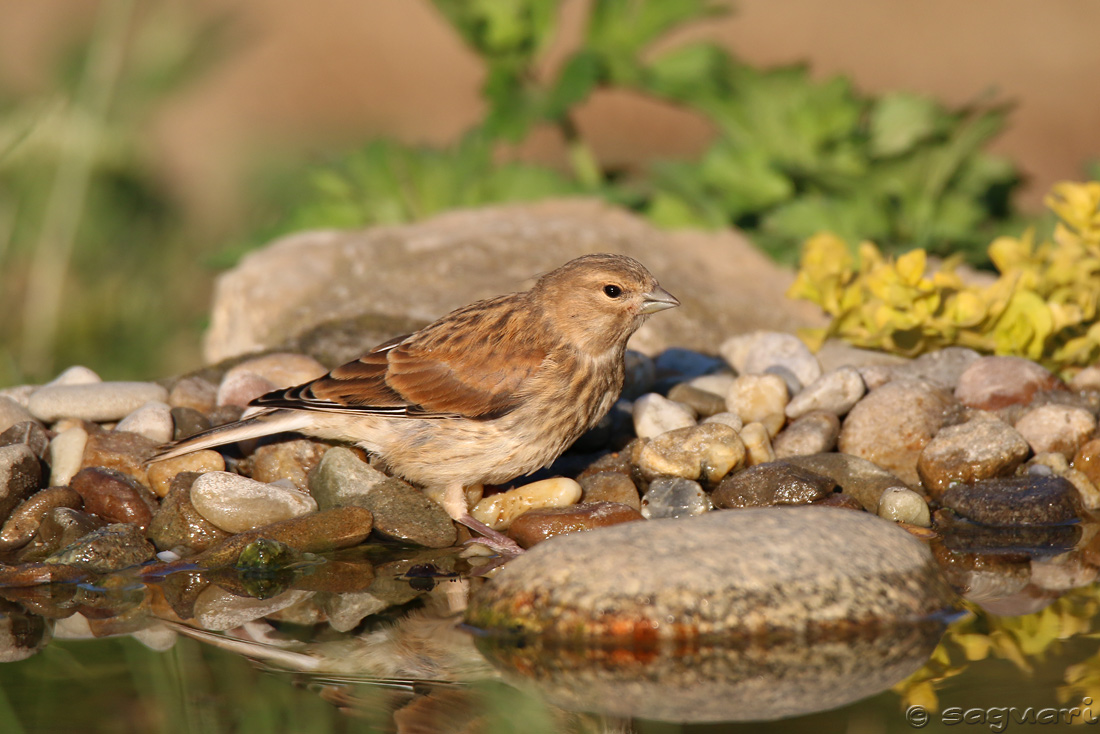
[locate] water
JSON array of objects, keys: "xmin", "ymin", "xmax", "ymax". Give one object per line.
[{"xmin": 1, "ymin": 527, "xmax": 1098, "ymax": 734}]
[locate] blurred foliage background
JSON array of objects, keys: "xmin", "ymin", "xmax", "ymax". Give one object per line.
[{"xmin": 1, "ymin": 0, "xmax": 1098, "ymax": 386}]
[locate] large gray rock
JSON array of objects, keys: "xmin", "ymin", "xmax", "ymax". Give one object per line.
[
  {"xmin": 203, "ymin": 200, "xmax": 825, "ymax": 363},
  {"xmin": 466, "ymin": 506, "xmax": 955, "ymax": 641}
]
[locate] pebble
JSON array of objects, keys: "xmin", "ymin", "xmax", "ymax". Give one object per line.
[
  {"xmin": 1073, "ymin": 439, "xmax": 1100, "ymax": 487},
  {"xmin": 242, "ymin": 438, "xmax": 328, "ymax": 492},
  {"xmin": 1070, "ymin": 366, "xmax": 1100, "ymax": 392},
  {"xmin": 470, "ymin": 477, "xmax": 582, "ymax": 531},
  {"xmin": 70, "ymin": 467, "xmax": 156, "ymax": 529},
  {"xmin": 0, "ymin": 421, "xmax": 50, "ymax": 459},
  {"xmin": 739, "ymin": 422, "xmax": 775, "ymax": 466},
  {"xmin": 636, "ymin": 423, "xmax": 744, "ymax": 485},
  {"xmin": 838, "ymin": 379, "xmax": 959, "ymax": 486},
  {"xmin": 1014, "ymin": 404, "xmax": 1096, "ymax": 459},
  {"xmin": 48, "ymin": 426, "xmax": 88, "ymax": 487},
  {"xmin": 772, "ymin": 411, "xmax": 840, "ymax": 458},
  {"xmin": 890, "ymin": 347, "xmax": 982, "ymax": 390},
  {"xmin": 81, "ymin": 430, "xmax": 158, "ymax": 488},
  {"xmin": 1062, "ymin": 468, "xmax": 1100, "ymax": 510},
  {"xmin": 45, "ymin": 523, "xmax": 155, "ymax": 572},
  {"xmin": 147, "ymin": 472, "xmax": 230, "ymax": 554},
  {"xmin": 191, "ymin": 507, "xmax": 373, "ymax": 568},
  {"xmin": 0, "ymin": 486, "xmax": 82, "ymax": 551},
  {"xmin": 46, "ymin": 365, "xmax": 101, "ymax": 387},
  {"xmin": 507, "ymin": 502, "xmax": 644, "ymax": 548},
  {"xmin": 1029, "ymin": 554, "xmax": 1099, "ymax": 592},
  {"xmin": 632, "ymin": 393, "xmax": 696, "ymax": 439},
  {"xmin": 222, "ymin": 352, "xmax": 327, "ymax": 390},
  {"xmin": 640, "ymin": 476, "xmax": 711, "ymax": 519},
  {"xmin": 466, "ymin": 507, "xmax": 954, "ymax": 641},
  {"xmin": 700, "ymin": 412, "xmax": 743, "ymax": 432},
  {"xmin": 666, "ymin": 383, "xmax": 726, "ymax": 417},
  {"xmin": 114, "ymin": 401, "xmax": 175, "ymax": 444},
  {"xmin": 941, "ymin": 475, "xmax": 1081, "ymax": 526},
  {"xmin": 785, "ymin": 366, "xmax": 866, "ymax": 419},
  {"xmin": 28, "ymin": 382, "xmax": 169, "ymax": 423},
  {"xmin": 930, "ymin": 542, "xmax": 1031, "ymax": 604},
  {"xmin": 877, "ymin": 487, "xmax": 931, "ymax": 527},
  {"xmin": 215, "ymin": 371, "xmax": 276, "ymax": 408},
  {"xmin": 785, "ymin": 453, "xmax": 910, "ymax": 512},
  {"xmin": 310, "ymin": 447, "xmax": 457, "ymax": 548},
  {"xmin": 711, "ymin": 461, "xmax": 835, "ymax": 508},
  {"xmin": 190, "ymin": 471, "xmax": 317, "ymax": 534},
  {"xmin": 916, "ymin": 415, "xmax": 1031, "ymax": 499},
  {"xmin": 0, "ymin": 397, "xmax": 35, "ymax": 434},
  {"xmin": 686, "ymin": 372, "xmax": 736, "ymax": 399},
  {"xmin": 813, "ymin": 493, "xmax": 864, "ymax": 511},
  {"xmin": 170, "ymin": 407, "xmax": 211, "ymax": 440},
  {"xmin": 17, "ymin": 508, "xmax": 105, "ymax": 563},
  {"xmin": 146, "ymin": 450, "xmax": 226, "ymax": 498},
  {"xmin": 720, "ymin": 331, "xmax": 822, "ymax": 388},
  {"xmin": 0, "ymin": 444, "xmax": 42, "ymax": 520},
  {"xmin": 578, "ymin": 471, "xmax": 641, "ymax": 510},
  {"xmin": 726, "ymin": 374, "xmax": 788, "ymax": 437},
  {"xmin": 954, "ymin": 356, "xmax": 1065, "ymax": 410},
  {"xmin": 167, "ymin": 376, "xmax": 218, "ymax": 414},
  {"xmin": 192, "ymin": 586, "xmax": 312, "ymax": 632}
]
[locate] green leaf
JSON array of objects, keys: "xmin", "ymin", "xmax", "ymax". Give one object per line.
[
  {"xmin": 544, "ymin": 50, "xmax": 603, "ymax": 121},
  {"xmin": 870, "ymin": 93, "xmax": 944, "ymax": 157},
  {"xmin": 699, "ymin": 143, "xmax": 793, "ymax": 216}
]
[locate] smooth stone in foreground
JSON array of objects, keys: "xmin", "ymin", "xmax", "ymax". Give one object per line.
[
  {"xmin": 28, "ymin": 382, "xmax": 169, "ymax": 423},
  {"xmin": 466, "ymin": 507, "xmax": 956, "ymax": 641},
  {"xmin": 190, "ymin": 471, "xmax": 317, "ymax": 533}
]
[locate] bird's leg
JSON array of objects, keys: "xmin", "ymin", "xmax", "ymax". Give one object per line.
[{"xmin": 442, "ymin": 483, "xmax": 524, "ymax": 556}]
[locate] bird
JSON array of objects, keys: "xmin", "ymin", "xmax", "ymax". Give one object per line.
[{"xmin": 151, "ymin": 253, "xmax": 679, "ymax": 553}]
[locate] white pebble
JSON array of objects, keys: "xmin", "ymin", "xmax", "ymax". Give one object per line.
[
  {"xmin": 216, "ymin": 371, "xmax": 277, "ymax": 408},
  {"xmin": 785, "ymin": 366, "xmax": 867, "ymax": 419},
  {"xmin": 115, "ymin": 401, "xmax": 174, "ymax": 443},
  {"xmin": 470, "ymin": 477, "xmax": 581, "ymax": 530},
  {"xmin": 190, "ymin": 471, "xmax": 318, "ymax": 533},
  {"xmin": 28, "ymin": 382, "xmax": 169, "ymax": 423},
  {"xmin": 0, "ymin": 397, "xmax": 35, "ymax": 434},
  {"xmin": 720, "ymin": 331, "xmax": 822, "ymax": 387},
  {"xmin": 0, "ymin": 385, "xmax": 35, "ymax": 408},
  {"xmin": 45, "ymin": 365, "xmax": 101, "ymax": 387},
  {"xmin": 632, "ymin": 393, "xmax": 696, "ymax": 439},
  {"xmin": 877, "ymin": 487, "xmax": 931, "ymax": 527},
  {"xmin": 726, "ymin": 374, "xmax": 788, "ymax": 437},
  {"xmin": 49, "ymin": 426, "xmax": 88, "ymax": 486}
]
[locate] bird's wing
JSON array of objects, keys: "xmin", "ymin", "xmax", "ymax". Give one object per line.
[{"xmin": 250, "ymin": 304, "xmax": 548, "ymax": 419}]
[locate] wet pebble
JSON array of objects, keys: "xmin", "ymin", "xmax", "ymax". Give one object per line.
[
  {"xmin": 147, "ymin": 472, "xmax": 230, "ymax": 554},
  {"xmin": 70, "ymin": 467, "xmax": 156, "ymax": 529},
  {"xmin": 471, "ymin": 477, "xmax": 582, "ymax": 531},
  {"xmin": 190, "ymin": 471, "xmax": 317, "ymax": 534},
  {"xmin": 80, "ymin": 430, "xmax": 158, "ymax": 487},
  {"xmin": 720, "ymin": 331, "xmax": 822, "ymax": 388},
  {"xmin": 167, "ymin": 376, "xmax": 218, "ymax": 414},
  {"xmin": 0, "ymin": 421, "xmax": 50, "ymax": 460},
  {"xmin": 954, "ymin": 356, "xmax": 1064, "ymax": 410},
  {"xmin": 632, "ymin": 393, "xmax": 696, "ymax": 439},
  {"xmin": 114, "ymin": 401, "xmax": 174, "ymax": 444},
  {"xmin": 876, "ymin": 487, "xmax": 931, "ymax": 527},
  {"xmin": 192, "ymin": 587, "xmax": 312, "ymax": 631},
  {"xmin": 726, "ymin": 374, "xmax": 788, "ymax": 437},
  {"xmin": 785, "ymin": 453, "xmax": 910, "ymax": 512},
  {"xmin": 772, "ymin": 411, "xmax": 840, "ymax": 458},
  {"xmin": 1014, "ymin": 404, "xmax": 1096, "ymax": 459},
  {"xmin": 0, "ymin": 487, "xmax": 82, "ymax": 551},
  {"xmin": 242, "ymin": 438, "xmax": 328, "ymax": 492},
  {"xmin": 48, "ymin": 426, "xmax": 88, "ymax": 487},
  {"xmin": 1073, "ymin": 439, "xmax": 1100, "ymax": 488},
  {"xmin": 739, "ymin": 422, "xmax": 775, "ymax": 466},
  {"xmin": 0, "ymin": 444, "xmax": 42, "ymax": 520},
  {"xmin": 0, "ymin": 397, "xmax": 35, "ymax": 434},
  {"xmin": 507, "ymin": 502, "xmax": 644, "ymax": 548},
  {"xmin": 146, "ymin": 450, "xmax": 226, "ymax": 498},
  {"xmin": 192, "ymin": 507, "xmax": 373, "ymax": 568},
  {"xmin": 310, "ymin": 447, "xmax": 456, "ymax": 548},
  {"xmin": 18, "ymin": 508, "xmax": 105, "ymax": 563},
  {"xmin": 785, "ymin": 366, "xmax": 865, "ymax": 419},
  {"xmin": 28, "ymin": 382, "xmax": 169, "ymax": 423},
  {"xmin": 578, "ymin": 471, "xmax": 640, "ymax": 510},
  {"xmin": 838, "ymin": 379, "xmax": 959, "ymax": 486},
  {"xmin": 941, "ymin": 475, "xmax": 1080, "ymax": 526},
  {"xmin": 45, "ymin": 523, "xmax": 155, "ymax": 572},
  {"xmin": 711, "ymin": 461, "xmax": 835, "ymax": 508},
  {"xmin": 666, "ymin": 383, "xmax": 726, "ymax": 417},
  {"xmin": 916, "ymin": 415, "xmax": 1030, "ymax": 499},
  {"xmin": 637, "ymin": 423, "xmax": 744, "ymax": 485},
  {"xmin": 640, "ymin": 476, "xmax": 711, "ymax": 519}
]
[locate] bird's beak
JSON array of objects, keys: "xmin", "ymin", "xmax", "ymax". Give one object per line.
[{"xmin": 640, "ymin": 285, "xmax": 680, "ymax": 314}]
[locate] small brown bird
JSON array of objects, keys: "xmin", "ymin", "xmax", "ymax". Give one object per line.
[{"xmin": 152, "ymin": 253, "xmax": 679, "ymax": 552}]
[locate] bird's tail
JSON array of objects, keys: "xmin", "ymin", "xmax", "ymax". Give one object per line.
[{"xmin": 149, "ymin": 408, "xmax": 311, "ymax": 463}]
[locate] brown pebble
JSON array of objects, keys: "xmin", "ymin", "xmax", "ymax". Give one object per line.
[
  {"xmin": 578, "ymin": 471, "xmax": 641, "ymax": 510},
  {"xmin": 192, "ymin": 507, "xmax": 374, "ymax": 568},
  {"xmin": 288, "ymin": 560, "xmax": 377, "ymax": 594},
  {"xmin": 168, "ymin": 376, "xmax": 218, "ymax": 414},
  {"xmin": 147, "ymin": 472, "xmax": 230, "ymax": 554},
  {"xmin": 0, "ymin": 487, "xmax": 83, "ymax": 551},
  {"xmin": 146, "ymin": 450, "xmax": 225, "ymax": 498},
  {"xmin": 811, "ymin": 493, "xmax": 864, "ymax": 511},
  {"xmin": 240, "ymin": 439, "xmax": 328, "ymax": 492},
  {"xmin": 507, "ymin": 502, "xmax": 644, "ymax": 549},
  {"xmin": 170, "ymin": 407, "xmax": 211, "ymax": 441},
  {"xmin": 0, "ymin": 421, "xmax": 50, "ymax": 460},
  {"xmin": 1073, "ymin": 439, "xmax": 1100, "ymax": 489},
  {"xmin": 71, "ymin": 467, "xmax": 157, "ymax": 529},
  {"xmin": 575, "ymin": 448, "xmax": 634, "ymax": 481},
  {"xmin": 81, "ymin": 430, "xmax": 158, "ymax": 488},
  {"xmin": 954, "ymin": 356, "xmax": 1065, "ymax": 411},
  {"xmin": 0, "ymin": 563, "xmax": 89, "ymax": 587}
]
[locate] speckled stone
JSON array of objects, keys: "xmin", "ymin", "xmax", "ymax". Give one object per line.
[
  {"xmin": 48, "ymin": 426, "xmax": 88, "ymax": 487},
  {"xmin": 785, "ymin": 453, "xmax": 910, "ymax": 512},
  {"xmin": 712, "ymin": 461, "xmax": 836, "ymax": 509},
  {"xmin": 772, "ymin": 411, "xmax": 840, "ymax": 459},
  {"xmin": 507, "ymin": 502, "xmax": 644, "ymax": 548},
  {"xmin": 147, "ymin": 472, "xmax": 230, "ymax": 554},
  {"xmin": 471, "ymin": 478, "xmax": 582, "ymax": 531},
  {"xmin": 726, "ymin": 374, "xmax": 788, "ymax": 437},
  {"xmin": 146, "ymin": 450, "xmax": 226, "ymax": 498},
  {"xmin": 310, "ymin": 447, "xmax": 457, "ymax": 548},
  {"xmin": 578, "ymin": 471, "xmax": 640, "ymax": 510},
  {"xmin": 785, "ymin": 366, "xmax": 866, "ymax": 419},
  {"xmin": 241, "ymin": 438, "xmax": 328, "ymax": 492},
  {"xmin": 640, "ymin": 477, "xmax": 712, "ymax": 519},
  {"xmin": 28, "ymin": 382, "xmax": 169, "ymax": 423},
  {"xmin": 1014, "ymin": 404, "xmax": 1097, "ymax": 459},
  {"xmin": 632, "ymin": 393, "xmax": 696, "ymax": 439},
  {"xmin": 0, "ymin": 421, "xmax": 50, "ymax": 460},
  {"xmin": 916, "ymin": 415, "xmax": 1030, "ymax": 499},
  {"xmin": 80, "ymin": 430, "xmax": 158, "ymax": 488},
  {"xmin": 877, "ymin": 487, "xmax": 931, "ymax": 527},
  {"xmin": 636, "ymin": 423, "xmax": 744, "ymax": 485},
  {"xmin": 45, "ymin": 523, "xmax": 155, "ymax": 572},
  {"xmin": 0, "ymin": 444, "xmax": 41, "ymax": 521},
  {"xmin": 70, "ymin": 467, "xmax": 156, "ymax": 529},
  {"xmin": 838, "ymin": 379, "xmax": 960, "ymax": 486},
  {"xmin": 115, "ymin": 401, "xmax": 174, "ymax": 444},
  {"xmin": 466, "ymin": 507, "xmax": 955, "ymax": 641},
  {"xmin": 941, "ymin": 475, "xmax": 1080, "ymax": 526},
  {"xmin": 954, "ymin": 356, "xmax": 1065, "ymax": 410},
  {"xmin": 190, "ymin": 471, "xmax": 317, "ymax": 534},
  {"xmin": 0, "ymin": 487, "xmax": 82, "ymax": 551}
]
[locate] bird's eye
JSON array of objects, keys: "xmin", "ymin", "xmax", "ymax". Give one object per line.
[{"xmin": 603, "ymin": 284, "xmax": 623, "ymax": 298}]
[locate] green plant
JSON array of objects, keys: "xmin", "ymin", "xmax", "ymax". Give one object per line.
[{"xmin": 788, "ymin": 180, "xmax": 1100, "ymax": 371}]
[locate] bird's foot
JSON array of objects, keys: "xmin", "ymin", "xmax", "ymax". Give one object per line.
[{"xmin": 457, "ymin": 514, "xmax": 524, "ymax": 556}]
